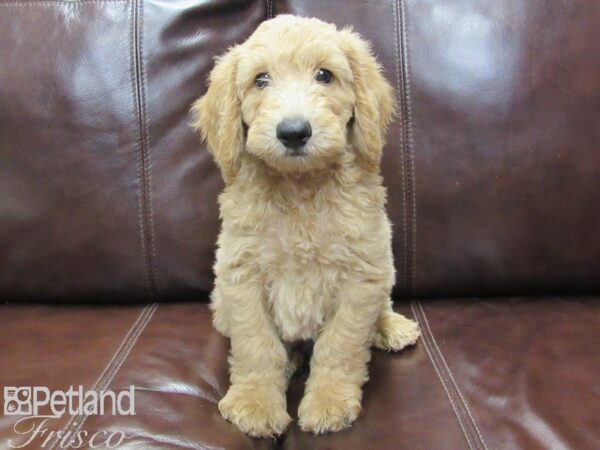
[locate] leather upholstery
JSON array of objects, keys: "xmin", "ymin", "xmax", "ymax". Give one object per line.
[
  {"xmin": 1, "ymin": 299, "xmax": 598, "ymax": 449},
  {"xmin": 276, "ymin": 0, "xmax": 600, "ymax": 299},
  {"xmin": 0, "ymin": 0, "xmax": 264, "ymax": 302},
  {"xmin": 0, "ymin": 0, "xmax": 598, "ymax": 449},
  {"xmin": 2, "ymin": 0, "xmax": 598, "ymax": 301}
]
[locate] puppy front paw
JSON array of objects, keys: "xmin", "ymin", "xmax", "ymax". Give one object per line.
[
  {"xmin": 374, "ymin": 311, "xmax": 420, "ymax": 351},
  {"xmin": 298, "ymin": 381, "xmax": 362, "ymax": 434},
  {"xmin": 218, "ymin": 383, "xmax": 291, "ymax": 437}
]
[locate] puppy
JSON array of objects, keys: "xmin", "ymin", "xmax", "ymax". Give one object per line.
[{"xmin": 192, "ymin": 15, "xmax": 420, "ymax": 437}]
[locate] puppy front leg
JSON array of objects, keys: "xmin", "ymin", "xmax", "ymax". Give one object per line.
[
  {"xmin": 216, "ymin": 278, "xmax": 291, "ymax": 437},
  {"xmin": 298, "ymin": 277, "xmax": 386, "ymax": 434}
]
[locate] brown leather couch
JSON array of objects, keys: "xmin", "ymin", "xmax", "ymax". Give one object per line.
[{"xmin": 1, "ymin": 1, "xmax": 598, "ymax": 449}]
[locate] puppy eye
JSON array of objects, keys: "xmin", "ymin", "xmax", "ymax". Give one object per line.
[
  {"xmin": 316, "ymin": 68, "xmax": 333, "ymax": 84},
  {"xmin": 255, "ymin": 72, "xmax": 271, "ymax": 89}
]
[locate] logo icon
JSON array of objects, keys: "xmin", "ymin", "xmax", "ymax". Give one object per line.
[
  {"xmin": 3, "ymin": 387, "xmax": 32, "ymax": 416},
  {"xmin": 4, "ymin": 386, "xmax": 135, "ymax": 449}
]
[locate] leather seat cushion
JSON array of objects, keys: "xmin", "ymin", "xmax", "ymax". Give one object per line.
[{"xmin": 1, "ymin": 297, "xmax": 598, "ymax": 449}]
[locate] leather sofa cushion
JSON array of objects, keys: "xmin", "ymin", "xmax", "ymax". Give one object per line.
[
  {"xmin": 1, "ymin": 297, "xmax": 598, "ymax": 449},
  {"xmin": 1, "ymin": 0, "xmax": 599, "ymax": 302},
  {"xmin": 0, "ymin": 0, "xmax": 264, "ymax": 302}
]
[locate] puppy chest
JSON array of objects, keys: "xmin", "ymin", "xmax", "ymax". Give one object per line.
[
  {"xmin": 260, "ymin": 215, "xmax": 343, "ymax": 341},
  {"xmin": 265, "ymin": 265, "xmax": 338, "ymax": 342}
]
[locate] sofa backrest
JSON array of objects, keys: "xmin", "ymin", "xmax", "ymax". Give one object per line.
[{"xmin": 0, "ymin": 0, "xmax": 598, "ymax": 302}]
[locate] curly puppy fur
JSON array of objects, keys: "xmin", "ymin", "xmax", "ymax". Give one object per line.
[{"xmin": 192, "ymin": 15, "xmax": 420, "ymax": 437}]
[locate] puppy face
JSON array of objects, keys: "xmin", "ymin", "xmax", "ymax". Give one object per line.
[
  {"xmin": 193, "ymin": 15, "xmax": 394, "ymax": 183},
  {"xmin": 238, "ymin": 18, "xmax": 354, "ymax": 173}
]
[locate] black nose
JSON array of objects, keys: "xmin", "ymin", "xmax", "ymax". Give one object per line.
[{"xmin": 276, "ymin": 119, "xmax": 312, "ymax": 149}]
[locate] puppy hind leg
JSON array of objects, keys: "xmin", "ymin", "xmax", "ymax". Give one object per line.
[{"xmin": 373, "ymin": 299, "xmax": 420, "ymax": 352}]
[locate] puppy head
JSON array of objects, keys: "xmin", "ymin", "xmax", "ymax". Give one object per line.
[{"xmin": 192, "ymin": 15, "xmax": 395, "ymax": 183}]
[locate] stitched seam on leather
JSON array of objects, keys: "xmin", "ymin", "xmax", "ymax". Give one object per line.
[
  {"xmin": 58, "ymin": 305, "xmax": 157, "ymax": 448},
  {"xmin": 137, "ymin": 0, "xmax": 160, "ymax": 296},
  {"xmin": 399, "ymin": 0, "xmax": 418, "ymax": 297},
  {"xmin": 129, "ymin": 1, "xmax": 152, "ymax": 296},
  {"xmin": 412, "ymin": 301, "xmax": 488, "ymax": 450},
  {"xmin": 131, "ymin": 0, "xmax": 159, "ymax": 299},
  {"xmin": 417, "ymin": 301, "xmax": 490, "ymax": 450},
  {"xmin": 63, "ymin": 303, "xmax": 159, "ymax": 449},
  {"xmin": 47, "ymin": 303, "xmax": 157, "ymax": 450},
  {"xmin": 266, "ymin": 0, "xmax": 272, "ymax": 19},
  {"xmin": 410, "ymin": 301, "xmax": 475, "ymax": 450},
  {"xmin": 393, "ymin": 0, "xmax": 409, "ymax": 298},
  {"xmin": 127, "ymin": 0, "xmax": 153, "ymax": 299}
]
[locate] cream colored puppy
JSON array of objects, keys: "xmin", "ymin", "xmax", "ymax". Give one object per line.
[{"xmin": 192, "ymin": 15, "xmax": 420, "ymax": 437}]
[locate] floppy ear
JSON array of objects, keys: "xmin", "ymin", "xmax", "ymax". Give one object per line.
[
  {"xmin": 340, "ymin": 29, "xmax": 396, "ymax": 171},
  {"xmin": 191, "ymin": 46, "xmax": 244, "ymax": 185}
]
